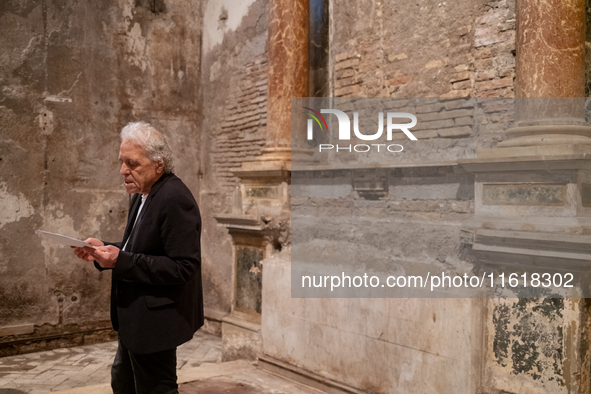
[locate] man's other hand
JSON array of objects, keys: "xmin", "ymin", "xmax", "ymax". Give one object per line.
[
  {"xmin": 72, "ymin": 238, "xmax": 104, "ymax": 262},
  {"xmin": 83, "ymin": 245, "xmax": 120, "ymax": 269}
]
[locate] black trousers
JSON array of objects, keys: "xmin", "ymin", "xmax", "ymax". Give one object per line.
[{"xmin": 111, "ymin": 336, "xmax": 179, "ymax": 394}]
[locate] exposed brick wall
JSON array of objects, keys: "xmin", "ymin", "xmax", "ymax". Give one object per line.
[
  {"xmin": 210, "ymin": 57, "xmax": 268, "ymax": 189},
  {"xmin": 471, "ymin": 1, "xmax": 516, "ymax": 97},
  {"xmin": 361, "ymin": 97, "xmax": 512, "ymax": 143},
  {"xmin": 409, "ymin": 98, "xmax": 475, "ymax": 139},
  {"xmin": 329, "ymin": 0, "xmax": 515, "ymax": 158},
  {"xmin": 440, "ymin": 2, "xmax": 516, "ymax": 98},
  {"xmin": 334, "ymin": 52, "xmax": 362, "ymax": 97},
  {"xmin": 332, "ymin": 0, "xmax": 516, "ymax": 99}
]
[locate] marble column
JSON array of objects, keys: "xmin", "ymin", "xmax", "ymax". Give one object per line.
[
  {"xmin": 499, "ymin": 0, "xmax": 591, "ymax": 149},
  {"xmin": 516, "ymin": 0, "xmax": 585, "ymax": 99},
  {"xmin": 260, "ymin": 0, "xmax": 308, "ymax": 161}
]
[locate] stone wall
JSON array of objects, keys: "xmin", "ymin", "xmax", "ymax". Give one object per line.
[
  {"xmin": 264, "ymin": 258, "xmax": 484, "ymax": 393},
  {"xmin": 263, "ymin": 165, "xmax": 481, "ymax": 392},
  {"xmin": 0, "ymin": 0, "xmax": 202, "ymax": 354}
]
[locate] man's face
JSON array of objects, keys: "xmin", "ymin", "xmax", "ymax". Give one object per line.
[{"xmin": 118, "ymin": 140, "xmax": 163, "ymax": 194}]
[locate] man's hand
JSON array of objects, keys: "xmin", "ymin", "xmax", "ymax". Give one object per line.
[
  {"xmin": 83, "ymin": 245, "xmax": 120, "ymax": 269},
  {"xmin": 72, "ymin": 238, "xmax": 104, "ymax": 262}
]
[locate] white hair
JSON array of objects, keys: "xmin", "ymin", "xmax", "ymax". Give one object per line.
[{"xmin": 120, "ymin": 121, "xmax": 175, "ymax": 173}]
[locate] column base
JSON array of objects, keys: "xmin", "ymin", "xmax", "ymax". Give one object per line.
[{"xmin": 484, "ymin": 124, "xmax": 591, "ymax": 158}]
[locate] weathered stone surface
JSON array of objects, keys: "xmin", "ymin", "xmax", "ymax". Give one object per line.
[
  {"xmin": 0, "ymin": 0, "xmax": 202, "ymax": 352},
  {"xmin": 483, "ymin": 184, "xmax": 566, "ymax": 206},
  {"xmin": 235, "ymin": 246, "xmax": 263, "ymax": 314},
  {"xmin": 581, "ymin": 183, "xmax": 591, "ymax": 208}
]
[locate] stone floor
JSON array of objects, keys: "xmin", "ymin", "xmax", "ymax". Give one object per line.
[
  {"xmin": 0, "ymin": 331, "xmax": 221, "ymax": 393},
  {"xmin": 177, "ymin": 362, "xmax": 324, "ymax": 394},
  {"xmin": 0, "ymin": 331, "xmax": 323, "ymax": 394}
]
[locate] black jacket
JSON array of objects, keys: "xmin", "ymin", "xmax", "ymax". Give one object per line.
[{"xmin": 96, "ymin": 172, "xmax": 203, "ymax": 354}]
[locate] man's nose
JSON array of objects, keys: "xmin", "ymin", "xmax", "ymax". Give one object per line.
[{"xmin": 120, "ymin": 163, "xmax": 130, "ymax": 175}]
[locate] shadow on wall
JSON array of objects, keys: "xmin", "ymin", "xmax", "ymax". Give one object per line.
[{"xmin": 0, "ymin": 390, "xmax": 27, "ymax": 394}]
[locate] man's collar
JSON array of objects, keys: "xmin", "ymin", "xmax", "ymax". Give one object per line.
[
  {"xmin": 145, "ymin": 172, "xmax": 174, "ymax": 200},
  {"xmin": 130, "ymin": 172, "xmax": 174, "ymax": 222}
]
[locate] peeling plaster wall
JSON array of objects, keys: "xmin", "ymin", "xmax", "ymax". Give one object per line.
[
  {"xmin": 199, "ymin": 0, "xmax": 269, "ymax": 315},
  {"xmin": 203, "ymin": 0, "xmax": 259, "ymax": 54},
  {"xmin": 0, "ymin": 0, "xmax": 202, "ymax": 353},
  {"xmin": 484, "ymin": 298, "xmax": 576, "ymax": 392}
]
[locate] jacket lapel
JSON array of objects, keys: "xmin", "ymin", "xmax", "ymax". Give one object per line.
[
  {"xmin": 122, "ymin": 194, "xmax": 141, "ymax": 247},
  {"xmin": 136, "ymin": 172, "xmax": 173, "ymax": 222},
  {"xmin": 120, "ymin": 173, "xmax": 174, "ymax": 250}
]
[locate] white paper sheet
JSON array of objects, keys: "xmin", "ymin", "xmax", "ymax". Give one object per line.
[{"xmin": 36, "ymin": 230, "xmax": 95, "ymax": 248}]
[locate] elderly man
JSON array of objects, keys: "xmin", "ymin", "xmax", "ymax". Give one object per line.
[{"xmin": 73, "ymin": 121, "xmax": 203, "ymax": 394}]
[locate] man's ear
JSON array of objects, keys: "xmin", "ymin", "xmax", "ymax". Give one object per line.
[{"xmin": 156, "ymin": 159, "xmax": 165, "ymax": 174}]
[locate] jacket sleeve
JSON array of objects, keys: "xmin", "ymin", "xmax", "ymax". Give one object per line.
[{"xmin": 111, "ymin": 193, "xmax": 201, "ymax": 286}]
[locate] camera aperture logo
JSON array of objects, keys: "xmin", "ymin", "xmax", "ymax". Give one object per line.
[{"xmin": 303, "ymin": 107, "xmax": 418, "ymax": 153}]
